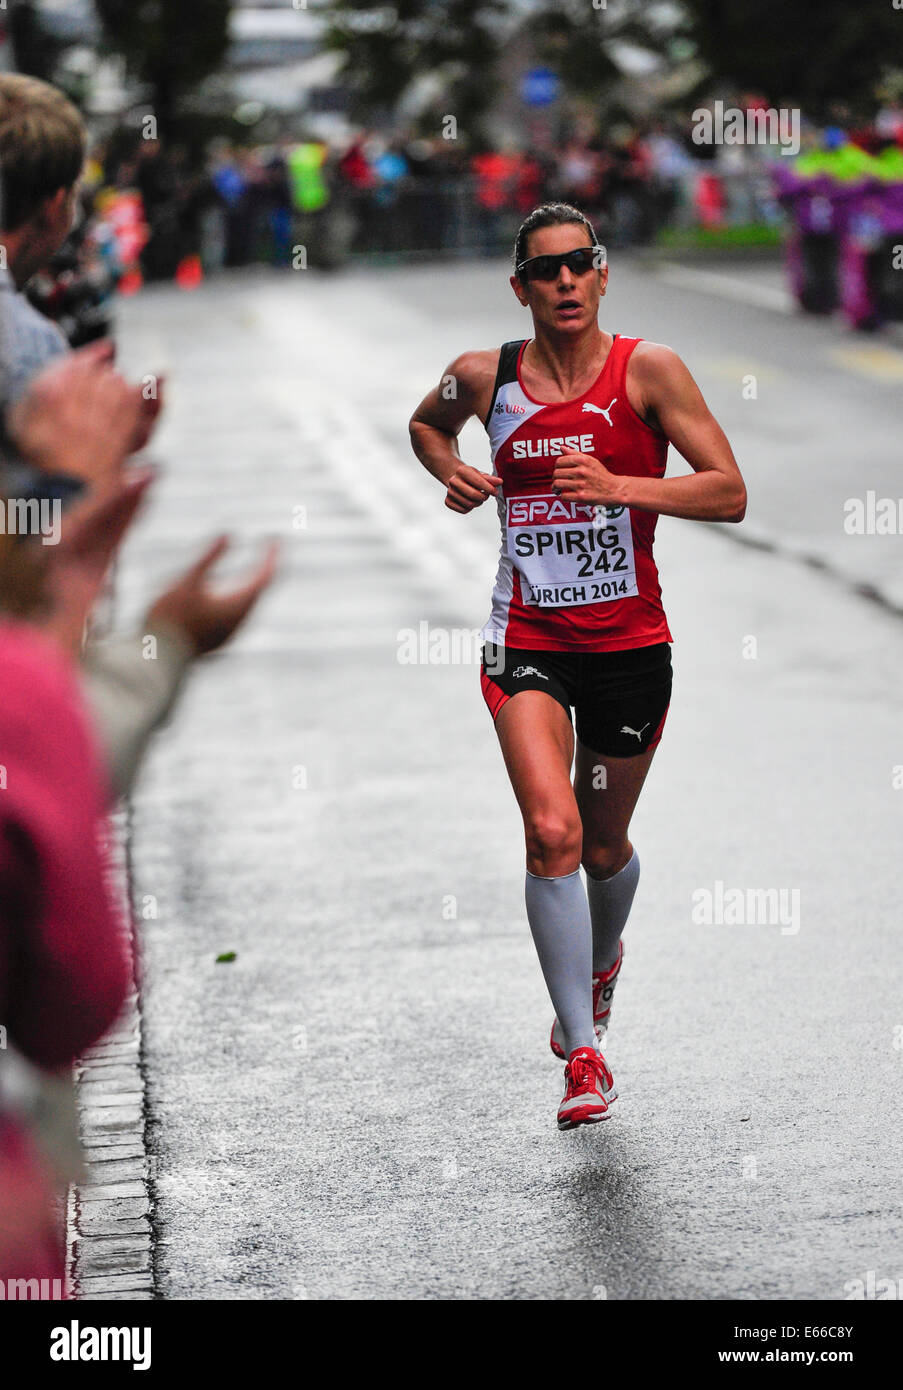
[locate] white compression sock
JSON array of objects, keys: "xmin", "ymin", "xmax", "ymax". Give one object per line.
[
  {"xmin": 586, "ymin": 847, "xmax": 640, "ymax": 974},
  {"xmin": 524, "ymin": 868, "xmax": 595, "ymax": 1058}
]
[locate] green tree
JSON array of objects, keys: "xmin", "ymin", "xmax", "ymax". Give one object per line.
[
  {"xmin": 9, "ymin": 1, "xmax": 63, "ymax": 82},
  {"xmin": 678, "ymin": 0, "xmax": 903, "ymax": 118},
  {"xmin": 325, "ymin": 0, "xmax": 512, "ymax": 134},
  {"xmin": 95, "ymin": 0, "xmax": 232, "ymax": 139},
  {"xmin": 527, "ymin": 0, "xmax": 672, "ymax": 104}
]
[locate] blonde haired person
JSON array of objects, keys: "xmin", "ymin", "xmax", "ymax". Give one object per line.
[
  {"xmin": 0, "ymin": 73, "xmax": 88, "ymax": 492},
  {"xmin": 0, "ymin": 73, "xmax": 86, "ymax": 239}
]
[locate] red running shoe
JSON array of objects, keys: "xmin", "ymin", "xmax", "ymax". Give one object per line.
[{"xmin": 557, "ymin": 1045, "xmax": 617, "ymax": 1131}]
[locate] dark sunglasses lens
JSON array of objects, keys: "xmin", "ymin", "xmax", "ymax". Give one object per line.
[
  {"xmin": 526, "ymin": 256, "xmax": 559, "ymax": 281},
  {"xmin": 565, "ymin": 250, "xmax": 596, "ymax": 273},
  {"xmin": 525, "ymin": 249, "xmax": 597, "ymax": 280}
]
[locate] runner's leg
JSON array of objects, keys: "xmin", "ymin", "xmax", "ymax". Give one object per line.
[
  {"xmin": 574, "ymin": 742, "xmax": 657, "ymax": 972},
  {"xmin": 494, "ymin": 692, "xmax": 596, "ymax": 1056}
]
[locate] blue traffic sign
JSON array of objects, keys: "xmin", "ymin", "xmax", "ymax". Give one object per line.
[{"xmin": 521, "ymin": 67, "xmax": 560, "ymax": 107}]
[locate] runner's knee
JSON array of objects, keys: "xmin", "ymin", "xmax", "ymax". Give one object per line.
[
  {"xmin": 525, "ymin": 812, "xmax": 582, "ymax": 872},
  {"xmin": 582, "ymin": 841, "xmax": 631, "ymax": 880}
]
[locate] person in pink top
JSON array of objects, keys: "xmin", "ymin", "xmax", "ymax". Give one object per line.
[
  {"xmin": 0, "ymin": 488, "xmax": 141, "ymax": 1287},
  {"xmin": 0, "ymin": 353, "xmax": 277, "ymax": 1291}
]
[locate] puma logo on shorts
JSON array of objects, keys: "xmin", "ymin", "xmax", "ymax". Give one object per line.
[{"xmin": 480, "ymin": 642, "xmax": 672, "ymax": 756}]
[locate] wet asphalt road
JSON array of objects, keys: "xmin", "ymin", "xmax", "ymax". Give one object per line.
[{"xmin": 108, "ymin": 258, "xmax": 903, "ymax": 1300}]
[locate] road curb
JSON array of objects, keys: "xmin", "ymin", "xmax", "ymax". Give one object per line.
[{"xmin": 66, "ymin": 811, "xmax": 156, "ymax": 1301}]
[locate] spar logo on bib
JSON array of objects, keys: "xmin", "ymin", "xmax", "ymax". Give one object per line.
[
  {"xmin": 506, "ymin": 492, "xmax": 638, "ymax": 609},
  {"xmin": 508, "ymin": 496, "xmax": 596, "ymax": 525}
]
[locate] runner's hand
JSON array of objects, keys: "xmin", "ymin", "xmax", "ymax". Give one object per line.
[
  {"xmin": 552, "ymin": 452, "xmax": 627, "ymax": 508},
  {"xmin": 445, "ymin": 464, "xmax": 502, "ymax": 514}
]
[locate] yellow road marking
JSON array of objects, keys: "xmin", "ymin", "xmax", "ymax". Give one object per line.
[{"xmin": 829, "ymin": 345, "xmax": 903, "ymax": 381}]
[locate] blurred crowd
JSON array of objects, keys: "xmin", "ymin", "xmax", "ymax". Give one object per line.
[
  {"xmin": 110, "ymin": 112, "xmax": 766, "ymax": 270},
  {"xmin": 37, "ymin": 104, "xmax": 792, "ymax": 310},
  {"xmin": 0, "ymin": 73, "xmax": 277, "ymax": 1295},
  {"xmin": 20, "ymin": 92, "xmax": 903, "ymax": 338}
]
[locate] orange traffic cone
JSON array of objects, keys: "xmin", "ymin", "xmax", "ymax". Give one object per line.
[
  {"xmin": 118, "ymin": 267, "xmax": 143, "ymax": 295},
  {"xmin": 175, "ymin": 254, "xmax": 203, "ymax": 289}
]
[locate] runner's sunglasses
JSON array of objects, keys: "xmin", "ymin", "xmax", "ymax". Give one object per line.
[{"xmin": 515, "ymin": 245, "xmax": 607, "ymax": 282}]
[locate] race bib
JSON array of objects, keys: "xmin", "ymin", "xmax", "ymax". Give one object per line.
[{"xmin": 506, "ymin": 493, "xmax": 637, "ymax": 608}]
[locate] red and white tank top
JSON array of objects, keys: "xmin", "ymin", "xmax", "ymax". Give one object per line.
[{"xmin": 480, "ymin": 334, "xmax": 672, "ymax": 652}]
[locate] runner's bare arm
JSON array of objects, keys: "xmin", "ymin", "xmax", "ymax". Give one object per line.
[
  {"xmin": 409, "ymin": 351, "xmax": 503, "ymax": 513},
  {"xmin": 552, "ymin": 344, "xmax": 747, "ymax": 523}
]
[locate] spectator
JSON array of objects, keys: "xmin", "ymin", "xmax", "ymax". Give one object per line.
[
  {"xmin": 134, "ymin": 139, "xmax": 181, "ymax": 281},
  {"xmin": 876, "ymin": 100, "xmax": 903, "ymax": 144},
  {"xmin": 363, "ymin": 136, "xmax": 407, "ymax": 250},
  {"xmin": 514, "ymin": 149, "xmax": 549, "ymax": 214},
  {"xmin": 0, "ymin": 477, "xmax": 146, "ymax": 1291},
  {"xmin": 336, "ymin": 135, "xmax": 375, "ymax": 193},
  {"xmin": 0, "ymin": 361, "xmax": 277, "ymax": 1294},
  {"xmin": 0, "ymin": 73, "xmax": 85, "ymax": 492},
  {"xmin": 6, "ymin": 348, "xmax": 277, "ymax": 800},
  {"xmin": 210, "ymin": 144, "xmax": 251, "ymax": 268},
  {"xmin": 557, "ymin": 139, "xmax": 599, "ymax": 207},
  {"xmin": 471, "ymin": 143, "xmax": 518, "ymax": 254},
  {"xmin": 259, "ymin": 148, "xmax": 292, "ymax": 267}
]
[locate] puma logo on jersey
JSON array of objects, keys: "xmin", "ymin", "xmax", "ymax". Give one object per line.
[
  {"xmin": 511, "ymin": 665, "xmax": 549, "ymax": 681},
  {"xmin": 621, "ymin": 721, "xmax": 650, "ymax": 741},
  {"xmin": 583, "ymin": 398, "xmax": 618, "ymax": 426}
]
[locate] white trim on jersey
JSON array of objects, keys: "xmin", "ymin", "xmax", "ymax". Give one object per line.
[
  {"xmin": 480, "ymin": 490, "xmax": 514, "ymax": 645},
  {"xmin": 486, "ymin": 380, "xmax": 546, "ymax": 463},
  {"xmin": 482, "ymin": 376, "xmax": 543, "ymax": 643}
]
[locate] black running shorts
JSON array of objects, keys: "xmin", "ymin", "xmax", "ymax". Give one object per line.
[{"xmin": 480, "ymin": 642, "xmax": 672, "ymax": 757}]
